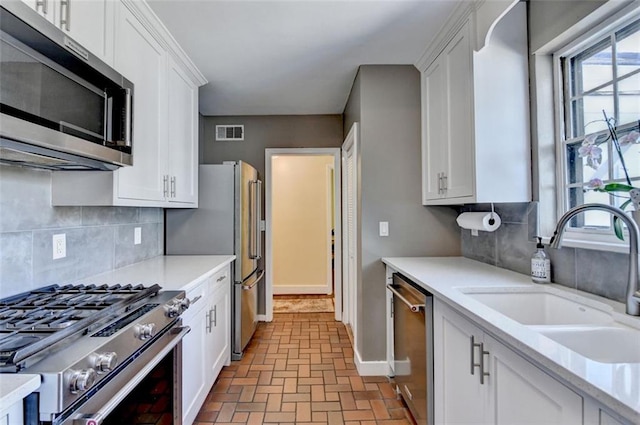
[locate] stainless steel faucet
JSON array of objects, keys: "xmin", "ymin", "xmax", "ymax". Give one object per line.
[{"xmin": 549, "ymin": 203, "xmax": 640, "ymax": 316}]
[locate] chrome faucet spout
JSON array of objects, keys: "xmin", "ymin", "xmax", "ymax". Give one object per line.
[{"xmin": 550, "ymin": 203, "xmax": 640, "ymax": 316}]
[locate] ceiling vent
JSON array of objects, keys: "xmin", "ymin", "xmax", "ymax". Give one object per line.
[{"xmin": 215, "ymin": 125, "xmax": 244, "ymax": 141}]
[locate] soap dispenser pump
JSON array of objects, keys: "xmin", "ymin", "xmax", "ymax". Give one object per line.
[{"xmin": 531, "ymin": 237, "xmax": 551, "ymax": 283}]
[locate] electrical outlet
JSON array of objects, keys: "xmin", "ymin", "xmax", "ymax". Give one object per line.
[
  {"xmin": 52, "ymin": 234, "xmax": 66, "ymax": 260},
  {"xmin": 134, "ymin": 227, "xmax": 142, "ymax": 245}
]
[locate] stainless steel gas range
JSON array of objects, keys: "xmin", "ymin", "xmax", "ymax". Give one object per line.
[{"xmin": 0, "ymin": 283, "xmax": 191, "ymax": 424}]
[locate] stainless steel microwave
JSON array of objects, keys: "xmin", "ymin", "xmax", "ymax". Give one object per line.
[{"xmin": 0, "ymin": 1, "xmax": 133, "ymax": 171}]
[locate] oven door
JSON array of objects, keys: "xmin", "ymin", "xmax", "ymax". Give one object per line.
[{"xmin": 56, "ymin": 326, "xmax": 189, "ymax": 425}]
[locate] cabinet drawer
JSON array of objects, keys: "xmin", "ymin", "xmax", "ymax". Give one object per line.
[
  {"xmin": 211, "ymin": 267, "xmax": 230, "ymax": 290},
  {"xmin": 182, "ymin": 279, "xmax": 209, "ymax": 324}
]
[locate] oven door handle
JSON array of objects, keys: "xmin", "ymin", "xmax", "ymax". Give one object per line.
[{"xmin": 71, "ymin": 326, "xmax": 190, "ymax": 425}]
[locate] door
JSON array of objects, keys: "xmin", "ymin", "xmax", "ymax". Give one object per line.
[
  {"xmin": 342, "ymin": 124, "xmax": 358, "ymax": 337},
  {"xmin": 114, "ymin": 3, "xmax": 166, "ymax": 202},
  {"xmin": 236, "ymin": 161, "xmax": 260, "ymax": 283},
  {"xmin": 422, "ymin": 57, "xmax": 447, "ymax": 202},
  {"xmin": 63, "ymin": 0, "xmax": 115, "ymax": 66}
]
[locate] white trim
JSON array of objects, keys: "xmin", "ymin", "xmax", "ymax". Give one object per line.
[
  {"xmin": 264, "ymin": 148, "xmax": 342, "ymax": 323},
  {"xmin": 273, "ymin": 285, "xmax": 332, "ymax": 295},
  {"xmin": 354, "ymin": 347, "xmax": 391, "ymax": 377},
  {"xmin": 341, "ymin": 123, "xmax": 359, "ymax": 348},
  {"xmin": 326, "ymin": 164, "xmax": 334, "ymax": 296},
  {"xmin": 257, "ymin": 314, "xmax": 268, "ymax": 322}
]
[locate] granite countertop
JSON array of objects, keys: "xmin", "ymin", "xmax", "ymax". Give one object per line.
[
  {"xmin": 0, "ymin": 374, "xmax": 40, "ymax": 413},
  {"xmin": 382, "ymin": 256, "xmax": 640, "ymax": 423},
  {"xmin": 76, "ymin": 255, "xmax": 236, "ymax": 292}
]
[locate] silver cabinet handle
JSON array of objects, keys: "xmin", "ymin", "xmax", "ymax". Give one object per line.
[
  {"xmin": 206, "ymin": 310, "xmax": 212, "ymax": 333},
  {"xmin": 437, "ymin": 172, "xmax": 442, "ymax": 194},
  {"xmin": 470, "ymin": 335, "xmax": 481, "ymax": 375},
  {"xmin": 442, "ymin": 173, "xmax": 448, "ymax": 191},
  {"xmin": 163, "ymin": 175, "xmax": 169, "ymax": 198},
  {"xmin": 385, "ymin": 284, "xmax": 424, "ymax": 312},
  {"xmin": 170, "ymin": 176, "xmax": 176, "ymax": 198},
  {"xmin": 479, "ymin": 342, "xmax": 490, "ymax": 385},
  {"xmin": 212, "ymin": 305, "xmax": 217, "ymax": 327},
  {"xmin": 60, "ymin": 0, "xmax": 70, "ymax": 31},
  {"xmin": 216, "ymin": 275, "xmax": 226, "ymax": 283},
  {"xmin": 190, "ymin": 295, "xmax": 202, "ymax": 305},
  {"xmin": 36, "ymin": 0, "xmax": 48, "ymax": 15}
]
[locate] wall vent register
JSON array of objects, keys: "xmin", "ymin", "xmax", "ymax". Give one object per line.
[{"xmin": 215, "ymin": 125, "xmax": 244, "ymax": 141}]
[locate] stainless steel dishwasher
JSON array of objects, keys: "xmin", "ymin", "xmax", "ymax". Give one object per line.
[{"xmin": 387, "ymin": 273, "xmax": 434, "ymax": 425}]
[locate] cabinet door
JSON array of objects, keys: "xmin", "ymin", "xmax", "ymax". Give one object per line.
[
  {"xmin": 61, "ymin": 0, "xmax": 115, "ymax": 65},
  {"xmin": 167, "ymin": 57, "xmax": 198, "ymax": 205},
  {"xmin": 433, "ymin": 300, "xmax": 487, "ymax": 424},
  {"xmin": 19, "ymin": 0, "xmax": 56, "ymax": 23},
  {"xmin": 443, "ymin": 21, "xmax": 474, "ymax": 199},
  {"xmin": 484, "ymin": 334, "xmax": 583, "ymax": 425},
  {"xmin": 181, "ymin": 305, "xmax": 207, "ymax": 425},
  {"xmin": 114, "ymin": 3, "xmax": 167, "ymax": 203},
  {"xmin": 422, "ymin": 56, "xmax": 447, "ymax": 203},
  {"xmin": 207, "ymin": 283, "xmax": 230, "ymax": 384}
]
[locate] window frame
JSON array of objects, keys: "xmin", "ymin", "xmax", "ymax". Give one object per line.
[{"xmin": 552, "ymin": 11, "xmax": 640, "ymax": 253}]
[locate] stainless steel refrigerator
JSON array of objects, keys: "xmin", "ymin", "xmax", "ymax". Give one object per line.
[{"xmin": 165, "ymin": 162, "xmax": 263, "ymax": 360}]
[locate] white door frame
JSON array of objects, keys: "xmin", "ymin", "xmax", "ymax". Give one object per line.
[
  {"xmin": 341, "ymin": 123, "xmax": 359, "ymax": 343},
  {"xmin": 265, "ymin": 148, "xmax": 342, "ymax": 322}
]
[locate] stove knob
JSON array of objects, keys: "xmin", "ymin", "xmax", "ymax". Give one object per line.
[
  {"xmin": 179, "ymin": 297, "xmax": 191, "ymax": 312},
  {"xmin": 69, "ymin": 368, "xmax": 97, "ymax": 394},
  {"xmin": 165, "ymin": 302, "xmax": 181, "ymax": 318},
  {"xmin": 134, "ymin": 323, "xmax": 156, "ymax": 340},
  {"xmin": 94, "ymin": 352, "xmax": 118, "ymax": 373}
]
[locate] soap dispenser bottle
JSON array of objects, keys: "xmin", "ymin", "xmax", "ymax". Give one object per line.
[{"xmin": 531, "ymin": 237, "xmax": 551, "ymax": 283}]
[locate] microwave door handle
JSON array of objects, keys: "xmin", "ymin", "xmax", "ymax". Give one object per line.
[{"xmin": 123, "ymin": 88, "xmax": 132, "ymax": 147}]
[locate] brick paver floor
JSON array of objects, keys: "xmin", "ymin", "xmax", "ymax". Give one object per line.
[{"xmin": 194, "ymin": 312, "xmax": 414, "ymax": 425}]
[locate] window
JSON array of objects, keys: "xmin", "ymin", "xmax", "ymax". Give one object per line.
[{"xmin": 557, "ymin": 17, "xmax": 640, "ymax": 242}]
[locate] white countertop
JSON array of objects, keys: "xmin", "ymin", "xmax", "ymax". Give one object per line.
[
  {"xmin": 77, "ymin": 255, "xmax": 235, "ymax": 292},
  {"xmin": 0, "ymin": 374, "xmax": 40, "ymax": 412},
  {"xmin": 382, "ymin": 256, "xmax": 640, "ymax": 423}
]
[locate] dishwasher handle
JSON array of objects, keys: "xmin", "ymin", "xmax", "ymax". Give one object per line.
[{"xmin": 386, "ymin": 284, "xmax": 425, "ymax": 312}]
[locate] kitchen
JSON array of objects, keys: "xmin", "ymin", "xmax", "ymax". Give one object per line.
[{"xmin": 1, "ymin": 0, "xmax": 639, "ymax": 424}]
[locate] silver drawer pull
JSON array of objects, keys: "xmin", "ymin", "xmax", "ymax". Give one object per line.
[
  {"xmin": 386, "ymin": 284, "xmax": 425, "ymax": 312},
  {"xmin": 216, "ymin": 275, "xmax": 226, "ymax": 282}
]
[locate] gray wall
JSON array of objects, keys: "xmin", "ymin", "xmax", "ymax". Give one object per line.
[
  {"xmin": 201, "ymin": 114, "xmax": 344, "ymax": 313},
  {"xmin": 461, "ymin": 202, "xmax": 630, "ymax": 304},
  {"xmin": 0, "ymin": 166, "xmax": 163, "ymax": 298},
  {"xmin": 343, "ymin": 65, "xmax": 461, "ymax": 361}
]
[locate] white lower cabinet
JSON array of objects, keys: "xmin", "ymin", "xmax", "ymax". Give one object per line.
[
  {"xmin": 181, "ymin": 266, "xmax": 231, "ymax": 425},
  {"xmin": 433, "ymin": 299, "xmax": 583, "ymax": 425}
]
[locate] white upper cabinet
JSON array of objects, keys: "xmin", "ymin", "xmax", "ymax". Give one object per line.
[
  {"xmin": 419, "ymin": 2, "xmax": 531, "ymax": 205},
  {"xmin": 114, "ymin": 2, "xmax": 167, "ymax": 203},
  {"xmin": 51, "ymin": 0, "xmax": 206, "ymax": 208},
  {"xmin": 167, "ymin": 56, "xmax": 199, "ymax": 205},
  {"xmin": 20, "ymin": 0, "xmax": 115, "ymax": 65}
]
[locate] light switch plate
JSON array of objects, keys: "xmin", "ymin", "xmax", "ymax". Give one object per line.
[
  {"xmin": 134, "ymin": 227, "xmax": 142, "ymax": 245},
  {"xmin": 53, "ymin": 233, "xmax": 66, "ymax": 259},
  {"xmin": 379, "ymin": 221, "xmax": 389, "ymax": 237}
]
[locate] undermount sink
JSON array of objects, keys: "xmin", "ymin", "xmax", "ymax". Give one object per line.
[
  {"xmin": 464, "ymin": 288, "xmax": 640, "ymax": 363},
  {"xmin": 466, "ymin": 290, "xmax": 613, "ymax": 326},
  {"xmin": 533, "ymin": 326, "xmax": 640, "ymax": 364}
]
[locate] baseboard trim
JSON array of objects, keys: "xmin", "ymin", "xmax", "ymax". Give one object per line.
[
  {"xmin": 257, "ymin": 314, "xmax": 268, "ymax": 322},
  {"xmin": 273, "ymin": 285, "xmax": 332, "ymax": 295},
  {"xmin": 354, "ymin": 347, "xmax": 391, "ymax": 377}
]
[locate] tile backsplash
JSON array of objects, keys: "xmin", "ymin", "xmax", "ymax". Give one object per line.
[
  {"xmin": 460, "ymin": 202, "xmax": 630, "ymax": 303},
  {"xmin": 0, "ymin": 166, "xmax": 163, "ymax": 298}
]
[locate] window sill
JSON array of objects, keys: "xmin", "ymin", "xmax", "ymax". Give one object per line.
[{"xmin": 541, "ymin": 231, "xmax": 630, "ymax": 254}]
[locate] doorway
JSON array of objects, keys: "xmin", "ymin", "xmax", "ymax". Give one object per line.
[{"xmin": 265, "ymin": 148, "xmax": 341, "ymax": 321}]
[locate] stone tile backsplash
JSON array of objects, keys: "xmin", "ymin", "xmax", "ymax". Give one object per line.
[
  {"xmin": 0, "ymin": 166, "xmax": 163, "ymax": 298},
  {"xmin": 460, "ymin": 202, "xmax": 630, "ymax": 303}
]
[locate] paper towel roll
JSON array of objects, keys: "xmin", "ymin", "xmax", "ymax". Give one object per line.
[{"xmin": 456, "ymin": 212, "xmax": 501, "ymax": 232}]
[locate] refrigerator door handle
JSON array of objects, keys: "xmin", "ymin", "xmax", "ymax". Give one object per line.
[
  {"xmin": 241, "ymin": 270, "xmax": 265, "ymax": 290},
  {"xmin": 256, "ymin": 180, "xmax": 262, "ymax": 260},
  {"xmin": 249, "ymin": 180, "xmax": 261, "ymax": 260}
]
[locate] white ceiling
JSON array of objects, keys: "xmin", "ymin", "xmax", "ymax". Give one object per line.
[{"xmin": 147, "ymin": 0, "xmax": 459, "ymax": 116}]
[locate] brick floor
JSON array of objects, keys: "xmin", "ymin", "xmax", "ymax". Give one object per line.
[{"xmin": 194, "ymin": 312, "xmax": 414, "ymax": 425}]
